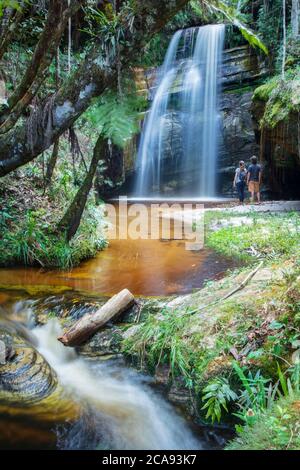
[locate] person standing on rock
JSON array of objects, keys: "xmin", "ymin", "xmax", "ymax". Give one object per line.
[
  {"xmin": 233, "ymin": 160, "xmax": 247, "ymax": 204},
  {"xmin": 247, "ymin": 156, "xmax": 262, "ymax": 204}
]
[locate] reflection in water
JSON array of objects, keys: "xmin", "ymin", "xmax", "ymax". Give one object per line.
[
  {"xmin": 33, "ymin": 319, "xmax": 200, "ymax": 450},
  {"xmin": 0, "ymin": 204, "xmax": 238, "ymax": 296}
]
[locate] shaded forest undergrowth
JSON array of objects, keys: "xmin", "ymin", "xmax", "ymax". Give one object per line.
[{"xmin": 0, "ymin": 147, "xmax": 107, "ymax": 269}]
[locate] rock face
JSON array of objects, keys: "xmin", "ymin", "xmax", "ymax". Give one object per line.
[
  {"xmin": 115, "ymin": 45, "xmax": 267, "ymax": 197},
  {"xmin": 221, "ymin": 45, "xmax": 267, "ymax": 90},
  {"xmin": 218, "ymin": 90, "xmax": 260, "ymax": 195},
  {"xmin": 252, "ymin": 100, "xmax": 300, "ymax": 199}
]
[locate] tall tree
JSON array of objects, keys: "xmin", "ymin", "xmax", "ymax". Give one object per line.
[
  {"xmin": 0, "ymin": 0, "xmax": 189, "ymax": 177},
  {"xmin": 0, "ymin": 0, "xmax": 85, "ymax": 134},
  {"xmin": 291, "ymin": 0, "xmax": 300, "ymax": 37},
  {"xmin": 282, "ymin": 0, "xmax": 286, "ymax": 78}
]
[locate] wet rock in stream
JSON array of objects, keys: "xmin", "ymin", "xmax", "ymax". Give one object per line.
[
  {"xmin": 31, "ymin": 293, "xmax": 150, "ymax": 326},
  {"xmin": 77, "ymin": 326, "xmax": 123, "ymax": 357},
  {"xmin": 0, "ymin": 320, "xmax": 79, "ymax": 449},
  {"xmin": 32, "ymin": 294, "xmax": 104, "ymax": 325}
]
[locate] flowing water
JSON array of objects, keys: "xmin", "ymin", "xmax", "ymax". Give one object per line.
[
  {"xmin": 135, "ymin": 25, "xmax": 225, "ymax": 197},
  {"xmin": 31, "ymin": 319, "xmax": 200, "ymax": 450},
  {"xmin": 1, "ymin": 303, "xmax": 228, "ymax": 450}
]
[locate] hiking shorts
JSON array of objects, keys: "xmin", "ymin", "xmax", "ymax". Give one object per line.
[{"xmin": 248, "ymin": 181, "xmax": 260, "ymax": 193}]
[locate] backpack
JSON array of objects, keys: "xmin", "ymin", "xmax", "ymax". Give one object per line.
[{"xmin": 236, "ymin": 168, "xmax": 246, "ymax": 183}]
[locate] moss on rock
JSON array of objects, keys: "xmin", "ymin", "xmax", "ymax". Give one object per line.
[{"xmin": 253, "ymin": 68, "xmax": 300, "ymax": 129}]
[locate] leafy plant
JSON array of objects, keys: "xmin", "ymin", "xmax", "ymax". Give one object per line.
[
  {"xmin": 275, "ymin": 363, "xmax": 300, "ymax": 399},
  {"xmin": 0, "ymin": 0, "xmax": 23, "ymax": 17},
  {"xmin": 83, "ymin": 89, "xmax": 146, "ymax": 148},
  {"xmin": 233, "ymin": 362, "xmax": 271, "ymax": 412},
  {"xmin": 123, "ymin": 308, "xmax": 196, "ymax": 383},
  {"xmin": 201, "ymin": 377, "xmax": 238, "ymax": 422},
  {"xmin": 82, "ymin": 3, "xmax": 135, "ymax": 63},
  {"xmin": 194, "ymin": 0, "xmax": 268, "ymax": 54}
]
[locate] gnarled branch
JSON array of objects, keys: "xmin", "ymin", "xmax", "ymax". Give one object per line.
[
  {"xmin": 0, "ymin": 0, "xmax": 189, "ymax": 176},
  {"xmin": 0, "ymin": 4, "xmax": 25, "ymax": 61},
  {"xmin": 0, "ymin": 0, "xmax": 85, "ymax": 134}
]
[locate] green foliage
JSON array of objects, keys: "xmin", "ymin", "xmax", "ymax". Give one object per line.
[
  {"xmin": 276, "ymin": 363, "xmax": 300, "ymax": 399},
  {"xmin": 201, "ymin": 363, "xmax": 271, "ymax": 425},
  {"xmin": 201, "ymin": 377, "xmax": 238, "ymax": 422},
  {"xmin": 200, "ymin": 0, "xmax": 268, "ymax": 54},
  {"xmin": 256, "ymin": 0, "xmax": 282, "ymax": 63},
  {"xmin": 206, "ymin": 212, "xmax": 300, "ymax": 262},
  {"xmin": 137, "ymin": 33, "xmax": 169, "ymax": 67},
  {"xmin": 233, "ymin": 362, "xmax": 271, "ymax": 413},
  {"xmin": 82, "ymin": 5, "xmax": 119, "ymax": 38},
  {"xmin": 201, "ymin": 362, "xmax": 300, "ymax": 427},
  {"xmin": 0, "ymin": 206, "xmax": 107, "ymax": 270},
  {"xmin": 226, "ymin": 394, "xmax": 300, "ymax": 450},
  {"xmin": 253, "ymin": 76, "xmax": 280, "ymax": 102},
  {"xmin": 285, "ymin": 37, "xmax": 300, "ymax": 68},
  {"xmin": 0, "ymin": 0, "xmax": 23, "ymax": 16},
  {"xmin": 253, "ymin": 68, "xmax": 300, "ymax": 128},
  {"xmin": 82, "ymin": 2, "xmax": 135, "ymax": 63},
  {"xmin": 83, "ymin": 89, "xmax": 146, "ymax": 148},
  {"xmin": 0, "ymin": 136, "xmax": 107, "ymax": 270},
  {"xmin": 123, "ymin": 307, "xmax": 198, "ymax": 385}
]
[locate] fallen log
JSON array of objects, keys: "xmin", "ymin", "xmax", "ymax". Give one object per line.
[{"xmin": 58, "ymin": 289, "xmax": 135, "ymax": 347}]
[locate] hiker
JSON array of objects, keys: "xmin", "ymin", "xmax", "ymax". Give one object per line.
[
  {"xmin": 247, "ymin": 156, "xmax": 262, "ymax": 203},
  {"xmin": 233, "ymin": 160, "xmax": 247, "ymax": 204}
]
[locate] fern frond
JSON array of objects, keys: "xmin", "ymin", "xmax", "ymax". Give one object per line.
[{"xmin": 83, "ymin": 89, "xmax": 146, "ymax": 148}]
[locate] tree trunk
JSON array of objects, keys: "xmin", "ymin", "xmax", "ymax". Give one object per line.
[
  {"xmin": 291, "ymin": 0, "xmax": 300, "ymax": 37},
  {"xmin": 45, "ymin": 138, "xmax": 59, "ymax": 185},
  {"xmin": 95, "ymin": 140, "xmax": 124, "ymax": 199},
  {"xmin": 58, "ymin": 134, "xmax": 106, "ymax": 240},
  {"xmin": 0, "ymin": 4, "xmax": 25, "ymax": 61},
  {"xmin": 282, "ymin": 0, "xmax": 286, "ymax": 79},
  {"xmin": 0, "ymin": 0, "xmax": 85, "ymax": 134},
  {"xmin": 0, "ymin": 0, "xmax": 189, "ymax": 177},
  {"xmin": 58, "ymin": 289, "xmax": 135, "ymax": 346}
]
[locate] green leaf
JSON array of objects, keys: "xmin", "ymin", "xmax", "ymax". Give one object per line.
[
  {"xmin": 269, "ymin": 321, "xmax": 284, "ymax": 330},
  {"xmin": 203, "ymin": 0, "xmax": 268, "ymax": 55},
  {"xmin": 277, "ymin": 362, "xmax": 288, "ymax": 397},
  {"xmin": 83, "ymin": 90, "xmax": 146, "ymax": 148}
]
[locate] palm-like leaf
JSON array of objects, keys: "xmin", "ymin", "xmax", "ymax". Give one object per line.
[
  {"xmin": 193, "ymin": 0, "xmax": 268, "ymax": 55},
  {"xmin": 84, "ymin": 91, "xmax": 146, "ymax": 148}
]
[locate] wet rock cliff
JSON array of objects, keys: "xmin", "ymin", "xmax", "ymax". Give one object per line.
[{"xmin": 251, "ymin": 100, "xmax": 300, "ymax": 199}]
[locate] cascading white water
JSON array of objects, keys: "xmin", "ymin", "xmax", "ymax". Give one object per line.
[
  {"xmin": 32, "ymin": 319, "xmax": 200, "ymax": 450},
  {"xmin": 135, "ymin": 25, "xmax": 225, "ymax": 197}
]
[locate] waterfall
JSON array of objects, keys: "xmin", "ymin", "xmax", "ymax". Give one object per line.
[
  {"xmin": 32, "ymin": 319, "xmax": 200, "ymax": 450},
  {"xmin": 134, "ymin": 25, "xmax": 225, "ymax": 197}
]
